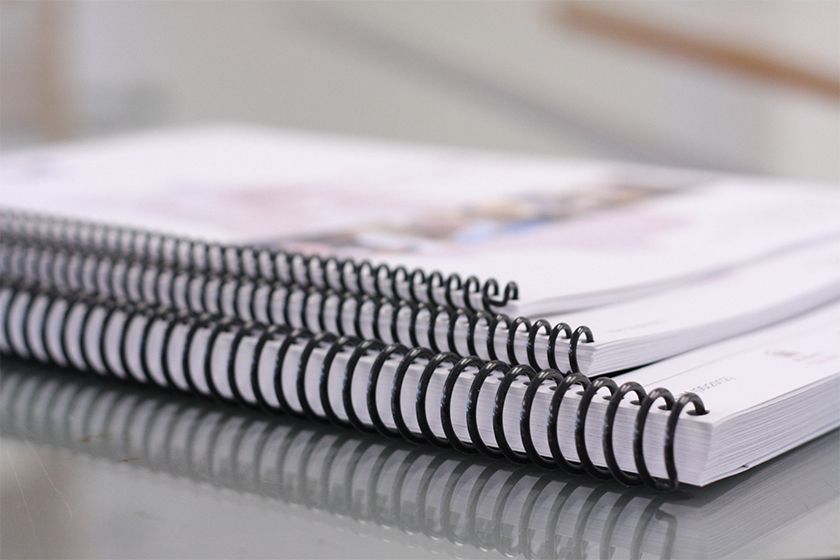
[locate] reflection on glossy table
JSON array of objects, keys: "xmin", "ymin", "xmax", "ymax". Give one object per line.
[{"xmin": 1, "ymin": 359, "xmax": 838, "ymax": 559}]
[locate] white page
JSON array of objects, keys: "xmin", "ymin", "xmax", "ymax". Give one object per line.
[
  {"xmin": 567, "ymin": 240, "xmax": 840, "ymax": 343},
  {"xmin": 560, "ymin": 237, "xmax": 840, "ymax": 373},
  {"xmin": 3, "ymin": 126, "xmax": 840, "ymax": 313},
  {"xmin": 607, "ymin": 302, "xmax": 840, "ymax": 422}
]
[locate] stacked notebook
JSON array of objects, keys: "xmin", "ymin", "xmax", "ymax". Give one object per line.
[
  {"xmin": 3, "ymin": 360, "xmax": 837, "ymax": 559},
  {"xmin": 1, "ymin": 126, "xmax": 839, "ymax": 490}
]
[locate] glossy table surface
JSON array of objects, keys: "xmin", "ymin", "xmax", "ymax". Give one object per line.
[{"xmin": 1, "ymin": 359, "xmax": 838, "ymax": 560}]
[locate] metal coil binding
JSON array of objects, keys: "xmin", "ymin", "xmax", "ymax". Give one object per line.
[
  {"xmin": 0, "ymin": 239, "xmax": 591, "ymax": 373},
  {"xmin": 0, "ymin": 208, "xmax": 519, "ymax": 312},
  {"xmin": 0, "ymin": 280, "xmax": 708, "ymax": 491},
  {"xmin": 0, "ymin": 364, "xmax": 681, "ymax": 559}
]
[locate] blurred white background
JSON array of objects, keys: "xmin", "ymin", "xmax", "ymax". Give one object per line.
[{"xmin": 1, "ymin": 0, "xmax": 838, "ymax": 181}]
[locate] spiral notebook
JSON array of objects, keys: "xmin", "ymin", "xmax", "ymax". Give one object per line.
[
  {"xmin": 2, "ymin": 360, "xmax": 838, "ymax": 559},
  {"xmin": 2, "ymin": 230, "xmax": 838, "ymax": 375},
  {"xmin": 2, "ymin": 126, "xmax": 840, "ymax": 315},
  {"xmin": 2, "ymin": 127, "xmax": 840, "ymax": 490},
  {"xmin": 2, "ymin": 126, "xmax": 840, "ymax": 376},
  {"xmin": 2, "ymin": 279, "xmax": 838, "ymax": 488}
]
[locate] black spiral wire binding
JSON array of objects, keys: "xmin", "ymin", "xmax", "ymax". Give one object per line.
[
  {"xmin": 0, "ymin": 207, "xmax": 519, "ymax": 312},
  {"xmin": 0, "ymin": 280, "xmax": 708, "ymax": 491},
  {"xmin": 0, "ymin": 239, "xmax": 591, "ymax": 374},
  {"xmin": 1, "ymin": 362, "xmax": 682, "ymax": 560}
]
